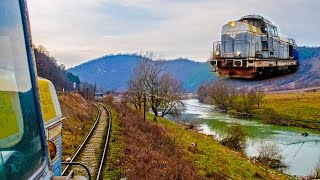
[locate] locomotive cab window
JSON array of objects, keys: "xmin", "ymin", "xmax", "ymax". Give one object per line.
[
  {"xmin": 273, "ymin": 27, "xmax": 278, "ymax": 37},
  {"xmin": 0, "ymin": 1, "xmax": 45, "ymax": 179}
]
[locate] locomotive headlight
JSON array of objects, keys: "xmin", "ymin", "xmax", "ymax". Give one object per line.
[
  {"xmin": 236, "ymin": 51, "xmax": 241, "ymax": 57},
  {"xmin": 215, "ymin": 51, "xmax": 220, "ymax": 56},
  {"xmin": 47, "ymin": 140, "xmax": 57, "ymax": 160},
  {"xmin": 229, "ymin": 21, "xmax": 236, "ymax": 28}
]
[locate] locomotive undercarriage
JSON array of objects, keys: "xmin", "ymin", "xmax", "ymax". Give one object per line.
[{"xmin": 210, "ymin": 58, "xmax": 298, "ymax": 79}]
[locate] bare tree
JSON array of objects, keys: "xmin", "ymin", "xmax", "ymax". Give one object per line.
[
  {"xmin": 158, "ymin": 74, "xmax": 184, "ymax": 117},
  {"xmin": 233, "ymin": 89, "xmax": 256, "ymax": 114},
  {"xmin": 207, "ymin": 80, "xmax": 237, "ymax": 110},
  {"xmin": 127, "ymin": 56, "xmax": 149, "ymax": 110},
  {"xmin": 197, "ymin": 83, "xmax": 210, "ymax": 103},
  {"xmin": 253, "ymin": 90, "xmax": 265, "ymax": 108},
  {"xmin": 127, "ymin": 52, "xmax": 183, "ymax": 121}
]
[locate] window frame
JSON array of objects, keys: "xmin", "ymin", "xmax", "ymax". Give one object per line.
[{"xmin": 18, "ymin": 0, "xmax": 49, "ymax": 178}]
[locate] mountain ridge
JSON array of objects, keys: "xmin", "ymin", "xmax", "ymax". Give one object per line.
[{"xmin": 68, "ymin": 54, "xmax": 215, "ymax": 92}]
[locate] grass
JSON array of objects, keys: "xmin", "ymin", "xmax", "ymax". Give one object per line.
[
  {"xmin": 253, "ymin": 91, "xmax": 320, "ymax": 129},
  {"xmin": 101, "ymin": 105, "xmax": 125, "ymax": 179},
  {"xmin": 146, "ymin": 113, "xmax": 289, "ymax": 179}
]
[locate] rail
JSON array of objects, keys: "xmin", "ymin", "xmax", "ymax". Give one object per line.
[
  {"xmin": 96, "ymin": 103, "xmax": 112, "ymax": 180},
  {"xmin": 61, "ymin": 102, "xmax": 112, "ymax": 180},
  {"xmin": 61, "ymin": 104, "xmax": 101, "ymax": 175}
]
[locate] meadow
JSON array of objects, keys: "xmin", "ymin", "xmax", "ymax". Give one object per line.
[{"xmin": 254, "ymin": 91, "xmax": 320, "ymax": 129}]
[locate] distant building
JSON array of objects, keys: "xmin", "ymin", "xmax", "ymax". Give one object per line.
[{"xmin": 94, "ymin": 92, "xmax": 104, "ymax": 99}]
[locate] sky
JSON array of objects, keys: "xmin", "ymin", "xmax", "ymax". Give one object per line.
[{"xmin": 28, "ymin": 0, "xmax": 320, "ymax": 68}]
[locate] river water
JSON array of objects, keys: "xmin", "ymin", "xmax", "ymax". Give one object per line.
[{"xmin": 169, "ymin": 99, "xmax": 320, "ymax": 176}]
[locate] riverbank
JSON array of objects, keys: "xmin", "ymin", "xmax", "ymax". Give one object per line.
[
  {"xmin": 152, "ymin": 115, "xmax": 289, "ymax": 179},
  {"xmin": 253, "ymin": 91, "xmax": 320, "ymax": 129},
  {"xmin": 179, "ymin": 99, "xmax": 320, "ymax": 177}
]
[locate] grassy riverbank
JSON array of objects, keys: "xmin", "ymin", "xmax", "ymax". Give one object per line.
[
  {"xmin": 253, "ymin": 91, "xmax": 320, "ymax": 129},
  {"xmin": 147, "ymin": 114, "xmax": 289, "ymax": 179}
]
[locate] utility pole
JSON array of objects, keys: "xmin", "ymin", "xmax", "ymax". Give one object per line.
[
  {"xmin": 94, "ymin": 81, "xmax": 96, "ymax": 97},
  {"xmin": 143, "ymin": 93, "xmax": 146, "ymax": 121},
  {"xmin": 86, "ymin": 88, "xmax": 89, "ymax": 100}
]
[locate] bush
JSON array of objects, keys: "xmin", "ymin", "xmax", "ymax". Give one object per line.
[
  {"xmin": 103, "ymin": 95, "xmax": 115, "ymax": 104},
  {"xmin": 256, "ymin": 141, "xmax": 285, "ymax": 169},
  {"xmin": 220, "ymin": 123, "xmax": 246, "ymax": 151}
]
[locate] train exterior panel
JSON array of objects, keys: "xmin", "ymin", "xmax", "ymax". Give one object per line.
[
  {"xmin": 210, "ymin": 15, "xmax": 298, "ymax": 78},
  {"xmin": 38, "ymin": 78, "xmax": 64, "ymax": 176}
]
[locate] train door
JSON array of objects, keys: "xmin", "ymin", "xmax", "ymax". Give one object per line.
[
  {"xmin": 268, "ymin": 25, "xmax": 280, "ymax": 58},
  {"xmin": 0, "ymin": 0, "xmax": 50, "ymax": 179},
  {"xmin": 272, "ymin": 26, "xmax": 279, "ymax": 58},
  {"xmin": 268, "ymin": 24, "xmax": 274, "ymax": 57}
]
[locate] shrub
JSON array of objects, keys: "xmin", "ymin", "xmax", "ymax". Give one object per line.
[
  {"xmin": 256, "ymin": 141, "xmax": 285, "ymax": 169},
  {"xmin": 103, "ymin": 95, "xmax": 115, "ymax": 104},
  {"xmin": 220, "ymin": 123, "xmax": 246, "ymax": 151}
]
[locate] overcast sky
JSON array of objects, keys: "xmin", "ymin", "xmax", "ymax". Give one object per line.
[{"xmin": 28, "ymin": 0, "xmax": 320, "ymax": 68}]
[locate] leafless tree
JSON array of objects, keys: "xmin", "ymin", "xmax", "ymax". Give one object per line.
[
  {"xmin": 127, "ymin": 52, "xmax": 183, "ymax": 121},
  {"xmin": 206, "ymin": 80, "xmax": 237, "ymax": 110},
  {"xmin": 233, "ymin": 89, "xmax": 256, "ymax": 114},
  {"xmin": 253, "ymin": 90, "xmax": 265, "ymax": 108},
  {"xmin": 197, "ymin": 82, "xmax": 210, "ymax": 103}
]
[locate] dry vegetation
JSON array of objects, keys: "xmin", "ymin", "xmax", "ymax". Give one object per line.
[
  {"xmin": 58, "ymin": 93, "xmax": 97, "ymax": 160},
  {"xmin": 104, "ymin": 99, "xmax": 202, "ymax": 179}
]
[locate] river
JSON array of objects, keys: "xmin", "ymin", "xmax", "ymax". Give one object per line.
[{"xmin": 168, "ymin": 99, "xmax": 320, "ymax": 176}]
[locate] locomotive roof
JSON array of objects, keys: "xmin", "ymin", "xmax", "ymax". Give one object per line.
[{"xmin": 239, "ymin": 15, "xmax": 274, "ymax": 26}]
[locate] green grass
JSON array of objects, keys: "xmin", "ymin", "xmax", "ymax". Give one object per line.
[
  {"xmin": 145, "ymin": 112, "xmax": 289, "ymax": 179},
  {"xmin": 259, "ymin": 92, "xmax": 320, "ymax": 121},
  {"xmin": 101, "ymin": 105, "xmax": 125, "ymax": 179},
  {"xmin": 252, "ymin": 92, "xmax": 320, "ymax": 129}
]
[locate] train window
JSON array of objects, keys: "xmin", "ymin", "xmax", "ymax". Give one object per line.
[
  {"xmin": 273, "ymin": 27, "xmax": 278, "ymax": 36},
  {"xmin": 269, "ymin": 26, "xmax": 274, "ymax": 36},
  {"xmin": 0, "ymin": 0, "xmax": 45, "ymax": 179}
]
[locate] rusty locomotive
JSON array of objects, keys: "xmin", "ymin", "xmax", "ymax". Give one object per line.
[{"xmin": 210, "ymin": 15, "xmax": 298, "ymax": 79}]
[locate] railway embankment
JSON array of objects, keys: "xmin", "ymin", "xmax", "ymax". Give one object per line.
[{"xmin": 58, "ymin": 93, "xmax": 97, "ymax": 160}]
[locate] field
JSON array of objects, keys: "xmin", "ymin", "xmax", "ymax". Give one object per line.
[{"xmin": 254, "ymin": 91, "xmax": 320, "ymax": 129}]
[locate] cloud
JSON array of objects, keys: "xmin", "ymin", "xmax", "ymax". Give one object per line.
[{"xmin": 28, "ymin": 0, "xmax": 320, "ymax": 68}]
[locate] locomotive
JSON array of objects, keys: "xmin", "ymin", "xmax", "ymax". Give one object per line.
[
  {"xmin": 210, "ymin": 15, "xmax": 299, "ymax": 78},
  {"xmin": 0, "ymin": 1, "xmax": 88, "ymax": 179}
]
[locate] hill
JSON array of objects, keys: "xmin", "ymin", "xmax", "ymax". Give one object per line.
[
  {"xmin": 34, "ymin": 45, "xmax": 80, "ymax": 91},
  {"xmin": 68, "ymin": 55, "xmax": 215, "ymax": 92}
]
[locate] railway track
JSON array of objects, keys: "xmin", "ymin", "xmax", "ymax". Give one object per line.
[{"xmin": 62, "ymin": 102, "xmax": 112, "ymax": 180}]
